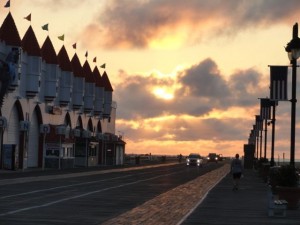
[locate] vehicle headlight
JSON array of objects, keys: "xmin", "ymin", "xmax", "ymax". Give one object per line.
[
  {"xmin": 197, "ymin": 159, "xmax": 200, "ymax": 163},
  {"xmin": 187, "ymin": 159, "xmax": 190, "ymax": 162},
  {"xmin": 215, "ymin": 157, "xmax": 218, "ymax": 160}
]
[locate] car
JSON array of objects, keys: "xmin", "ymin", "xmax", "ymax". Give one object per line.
[
  {"xmin": 186, "ymin": 153, "xmax": 203, "ymax": 167},
  {"xmin": 207, "ymin": 153, "xmax": 218, "ymax": 163},
  {"xmin": 218, "ymin": 154, "xmax": 223, "ymax": 161}
]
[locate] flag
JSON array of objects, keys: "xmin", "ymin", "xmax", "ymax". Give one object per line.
[
  {"xmin": 248, "ymin": 130, "xmax": 254, "ymax": 145},
  {"xmin": 72, "ymin": 43, "xmax": 77, "ymax": 49},
  {"xmin": 24, "ymin": 13, "xmax": 31, "ymax": 21},
  {"xmin": 255, "ymin": 115, "xmax": 263, "ymax": 131},
  {"xmin": 85, "ymin": 51, "xmax": 88, "ymax": 57},
  {"xmin": 4, "ymin": 0, "xmax": 10, "ymax": 8},
  {"xmin": 100, "ymin": 63, "xmax": 106, "ymax": 69},
  {"xmin": 58, "ymin": 34, "xmax": 64, "ymax": 41},
  {"xmin": 42, "ymin": 24, "xmax": 49, "ymax": 31},
  {"xmin": 93, "ymin": 57, "xmax": 97, "ymax": 63},
  {"xmin": 270, "ymin": 66, "xmax": 288, "ymax": 101},
  {"xmin": 260, "ymin": 98, "xmax": 271, "ymax": 120},
  {"xmin": 253, "ymin": 125, "xmax": 258, "ymax": 138}
]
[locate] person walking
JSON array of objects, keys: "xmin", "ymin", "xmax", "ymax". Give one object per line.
[{"xmin": 231, "ymin": 153, "xmax": 243, "ymax": 191}]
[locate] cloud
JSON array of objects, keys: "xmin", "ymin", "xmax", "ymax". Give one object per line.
[
  {"xmin": 114, "ymin": 57, "xmax": 269, "ymax": 144},
  {"xmin": 114, "ymin": 70, "xmax": 176, "ymax": 119},
  {"xmin": 228, "ymin": 68, "xmax": 269, "ymax": 107},
  {"xmin": 81, "ymin": 0, "xmax": 300, "ymax": 49},
  {"xmin": 117, "ymin": 115, "xmax": 251, "ymax": 143},
  {"xmin": 29, "ymin": 0, "xmax": 90, "ymax": 11},
  {"xmin": 178, "ymin": 58, "xmax": 230, "ymax": 98},
  {"xmin": 115, "ymin": 58, "xmax": 267, "ymax": 119}
]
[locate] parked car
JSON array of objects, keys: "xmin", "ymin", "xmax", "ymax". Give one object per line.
[
  {"xmin": 186, "ymin": 153, "xmax": 203, "ymax": 167},
  {"xmin": 207, "ymin": 153, "xmax": 218, "ymax": 163}
]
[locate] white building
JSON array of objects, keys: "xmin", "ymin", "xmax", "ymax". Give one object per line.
[{"xmin": 0, "ymin": 12, "xmax": 125, "ymax": 170}]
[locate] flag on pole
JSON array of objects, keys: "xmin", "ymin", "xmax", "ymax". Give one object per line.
[
  {"xmin": 252, "ymin": 125, "xmax": 258, "ymax": 137},
  {"xmin": 255, "ymin": 115, "xmax": 263, "ymax": 131},
  {"xmin": 4, "ymin": 0, "xmax": 10, "ymax": 8},
  {"xmin": 100, "ymin": 63, "xmax": 106, "ymax": 69},
  {"xmin": 260, "ymin": 98, "xmax": 271, "ymax": 120},
  {"xmin": 58, "ymin": 34, "xmax": 64, "ymax": 41},
  {"xmin": 42, "ymin": 24, "xmax": 49, "ymax": 31},
  {"xmin": 251, "ymin": 129, "xmax": 256, "ymax": 140},
  {"xmin": 24, "ymin": 13, "xmax": 31, "ymax": 21},
  {"xmin": 270, "ymin": 66, "xmax": 288, "ymax": 101},
  {"xmin": 72, "ymin": 43, "xmax": 77, "ymax": 49},
  {"xmin": 93, "ymin": 57, "xmax": 97, "ymax": 63}
]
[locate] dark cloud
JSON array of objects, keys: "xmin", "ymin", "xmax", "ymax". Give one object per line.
[
  {"xmin": 228, "ymin": 68, "xmax": 269, "ymax": 107},
  {"xmin": 82, "ymin": 0, "xmax": 300, "ymax": 48},
  {"xmin": 114, "ymin": 60, "xmax": 226, "ymax": 120},
  {"xmin": 115, "ymin": 58, "xmax": 264, "ymax": 120},
  {"xmin": 178, "ymin": 58, "xmax": 230, "ymax": 98}
]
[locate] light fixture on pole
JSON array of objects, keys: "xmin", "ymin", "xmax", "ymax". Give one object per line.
[{"xmin": 285, "ymin": 23, "xmax": 300, "ymax": 166}]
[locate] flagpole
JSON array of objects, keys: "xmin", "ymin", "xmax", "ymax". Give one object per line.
[
  {"xmin": 290, "ymin": 57, "xmax": 297, "ymax": 166},
  {"xmin": 270, "ymin": 101, "xmax": 276, "ymax": 167}
]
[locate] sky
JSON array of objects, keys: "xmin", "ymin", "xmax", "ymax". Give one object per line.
[{"xmin": 2, "ymin": 0, "xmax": 300, "ymax": 159}]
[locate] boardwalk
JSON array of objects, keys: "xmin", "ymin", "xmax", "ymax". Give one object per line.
[{"xmin": 181, "ymin": 169, "xmax": 300, "ymax": 225}]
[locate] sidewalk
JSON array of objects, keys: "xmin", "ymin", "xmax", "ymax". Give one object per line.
[{"xmin": 181, "ymin": 169, "xmax": 300, "ymax": 225}]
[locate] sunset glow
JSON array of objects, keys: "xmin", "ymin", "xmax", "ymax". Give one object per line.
[
  {"xmin": 153, "ymin": 87, "xmax": 174, "ymax": 100},
  {"xmin": 149, "ymin": 32, "xmax": 186, "ymax": 50}
]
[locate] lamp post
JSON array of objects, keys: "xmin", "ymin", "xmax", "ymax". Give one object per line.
[
  {"xmin": 285, "ymin": 23, "xmax": 300, "ymax": 166},
  {"xmin": 269, "ymin": 101, "xmax": 277, "ymax": 167}
]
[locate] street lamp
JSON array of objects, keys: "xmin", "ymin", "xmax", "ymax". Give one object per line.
[{"xmin": 285, "ymin": 23, "xmax": 300, "ymax": 166}]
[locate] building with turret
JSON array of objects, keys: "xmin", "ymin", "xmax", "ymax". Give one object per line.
[{"xmin": 0, "ymin": 12, "xmax": 125, "ymax": 170}]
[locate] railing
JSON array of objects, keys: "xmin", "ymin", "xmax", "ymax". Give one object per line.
[{"xmin": 124, "ymin": 154, "xmax": 178, "ymax": 165}]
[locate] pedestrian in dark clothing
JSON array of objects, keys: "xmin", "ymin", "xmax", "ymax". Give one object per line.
[{"xmin": 231, "ymin": 153, "xmax": 243, "ymax": 191}]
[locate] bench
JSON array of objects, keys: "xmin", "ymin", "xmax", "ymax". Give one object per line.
[{"xmin": 268, "ymin": 199, "xmax": 288, "ymax": 217}]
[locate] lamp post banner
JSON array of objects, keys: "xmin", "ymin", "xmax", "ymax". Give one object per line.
[
  {"xmin": 255, "ymin": 115, "xmax": 263, "ymax": 131},
  {"xmin": 270, "ymin": 66, "xmax": 288, "ymax": 101},
  {"xmin": 260, "ymin": 98, "xmax": 271, "ymax": 120}
]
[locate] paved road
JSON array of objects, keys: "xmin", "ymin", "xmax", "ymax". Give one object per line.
[{"xmin": 0, "ymin": 163, "xmax": 223, "ymax": 225}]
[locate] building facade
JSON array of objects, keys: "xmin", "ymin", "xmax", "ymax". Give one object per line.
[{"xmin": 0, "ymin": 12, "xmax": 125, "ymax": 170}]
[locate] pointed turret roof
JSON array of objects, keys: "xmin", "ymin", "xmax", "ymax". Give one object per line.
[
  {"xmin": 22, "ymin": 26, "xmax": 41, "ymax": 56},
  {"xmin": 92, "ymin": 66, "xmax": 104, "ymax": 87},
  {"xmin": 41, "ymin": 36, "xmax": 58, "ymax": 64},
  {"xmin": 57, "ymin": 45, "xmax": 72, "ymax": 72},
  {"xmin": 71, "ymin": 53, "xmax": 84, "ymax": 78},
  {"xmin": 0, "ymin": 12, "xmax": 21, "ymax": 46},
  {"xmin": 102, "ymin": 71, "xmax": 113, "ymax": 91},
  {"xmin": 83, "ymin": 60, "xmax": 94, "ymax": 83}
]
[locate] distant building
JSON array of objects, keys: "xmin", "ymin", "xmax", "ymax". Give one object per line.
[{"xmin": 0, "ymin": 12, "xmax": 125, "ymax": 170}]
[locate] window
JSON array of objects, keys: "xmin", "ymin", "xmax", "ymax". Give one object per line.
[
  {"xmin": 89, "ymin": 147, "xmax": 97, "ymax": 157},
  {"xmin": 62, "ymin": 144, "xmax": 74, "ymax": 158}
]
